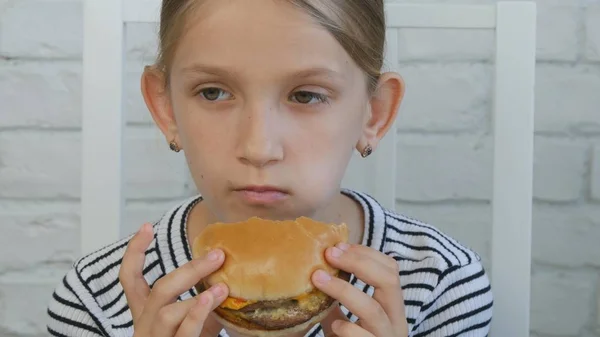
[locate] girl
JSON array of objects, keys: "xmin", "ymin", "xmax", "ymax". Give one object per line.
[{"xmin": 47, "ymin": 0, "xmax": 493, "ymax": 336}]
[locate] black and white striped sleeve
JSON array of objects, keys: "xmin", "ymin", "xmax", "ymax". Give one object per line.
[
  {"xmin": 47, "ymin": 269, "xmax": 107, "ymax": 337},
  {"xmin": 411, "ymin": 261, "xmax": 493, "ymax": 337}
]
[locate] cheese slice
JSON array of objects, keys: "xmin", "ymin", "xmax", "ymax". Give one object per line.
[{"xmin": 220, "ymin": 297, "xmax": 257, "ymax": 310}]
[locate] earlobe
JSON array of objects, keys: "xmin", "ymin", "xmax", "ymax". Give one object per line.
[
  {"xmin": 141, "ymin": 66, "xmax": 179, "ymax": 146},
  {"xmin": 357, "ymin": 72, "xmax": 405, "ymax": 154}
]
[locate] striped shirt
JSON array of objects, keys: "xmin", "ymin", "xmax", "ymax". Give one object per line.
[{"xmin": 47, "ymin": 189, "xmax": 493, "ymax": 336}]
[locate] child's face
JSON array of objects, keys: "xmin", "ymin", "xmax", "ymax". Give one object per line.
[{"xmin": 145, "ymin": 0, "xmax": 399, "ymax": 222}]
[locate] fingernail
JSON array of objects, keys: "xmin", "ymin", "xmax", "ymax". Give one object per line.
[
  {"xmin": 140, "ymin": 223, "xmax": 151, "ymax": 234},
  {"xmin": 199, "ymin": 292, "xmax": 210, "ymax": 305},
  {"xmin": 330, "ymin": 247, "xmax": 344, "ymax": 258},
  {"xmin": 206, "ymin": 249, "xmax": 222, "ymax": 261},
  {"xmin": 337, "ymin": 242, "xmax": 350, "ymax": 251},
  {"xmin": 209, "ymin": 285, "xmax": 224, "ymax": 297},
  {"xmin": 315, "ymin": 270, "xmax": 331, "ymax": 284},
  {"xmin": 331, "ymin": 320, "xmax": 342, "ymax": 332}
]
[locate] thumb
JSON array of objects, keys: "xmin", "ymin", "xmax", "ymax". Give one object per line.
[{"xmin": 321, "ymin": 304, "xmax": 350, "ymax": 337}]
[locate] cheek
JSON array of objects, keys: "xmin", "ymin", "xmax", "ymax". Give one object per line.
[
  {"xmin": 172, "ymin": 99, "xmax": 232, "ymax": 192},
  {"xmin": 291, "ymin": 107, "xmax": 364, "ymax": 186},
  {"xmin": 173, "ymin": 92, "xmax": 230, "ymax": 155},
  {"xmin": 182, "ymin": 141, "xmax": 231, "ymax": 203}
]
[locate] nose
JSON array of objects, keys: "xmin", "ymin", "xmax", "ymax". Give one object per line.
[{"xmin": 236, "ymin": 104, "xmax": 283, "ymax": 168}]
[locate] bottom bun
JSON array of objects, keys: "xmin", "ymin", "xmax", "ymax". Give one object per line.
[{"xmin": 212, "ymin": 301, "xmax": 338, "ymax": 337}]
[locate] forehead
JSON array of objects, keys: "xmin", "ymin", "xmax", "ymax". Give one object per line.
[{"xmin": 171, "ymin": 0, "xmax": 357, "ymax": 79}]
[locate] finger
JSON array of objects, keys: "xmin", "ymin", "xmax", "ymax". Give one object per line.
[
  {"xmin": 175, "ymin": 284, "xmax": 228, "ymax": 337},
  {"xmin": 144, "ymin": 249, "xmax": 225, "ymax": 319},
  {"xmin": 119, "ymin": 223, "xmax": 154, "ymax": 322},
  {"xmin": 337, "ymin": 243, "xmax": 399, "ymax": 271},
  {"xmin": 151, "ymin": 283, "xmax": 228, "ymax": 337},
  {"xmin": 312, "ymin": 270, "xmax": 393, "ymax": 336},
  {"xmin": 325, "ymin": 243, "xmax": 407, "ymax": 330},
  {"xmin": 199, "ymin": 314, "xmax": 224, "ymax": 337},
  {"xmin": 321, "ymin": 305, "xmax": 350, "ymax": 337},
  {"xmin": 153, "ymin": 298, "xmax": 200, "ymax": 336},
  {"xmin": 330, "ymin": 320, "xmax": 374, "ymax": 337},
  {"xmin": 325, "ymin": 244, "xmax": 398, "ymax": 287}
]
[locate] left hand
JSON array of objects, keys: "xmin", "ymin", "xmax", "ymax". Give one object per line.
[{"xmin": 313, "ymin": 243, "xmax": 409, "ymax": 337}]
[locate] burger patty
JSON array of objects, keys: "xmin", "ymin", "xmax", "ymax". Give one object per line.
[
  {"xmin": 237, "ymin": 298, "xmax": 299, "ymax": 313},
  {"xmin": 215, "ymin": 292, "xmax": 335, "ymax": 330}
]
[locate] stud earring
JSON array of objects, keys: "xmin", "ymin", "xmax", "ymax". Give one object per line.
[
  {"xmin": 361, "ymin": 144, "xmax": 373, "ymax": 158},
  {"xmin": 169, "ymin": 140, "xmax": 181, "ymax": 153}
]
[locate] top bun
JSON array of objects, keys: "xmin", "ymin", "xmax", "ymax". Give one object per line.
[{"xmin": 192, "ymin": 217, "xmax": 349, "ymax": 301}]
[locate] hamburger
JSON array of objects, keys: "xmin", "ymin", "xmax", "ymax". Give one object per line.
[{"xmin": 192, "ymin": 216, "xmax": 349, "ymax": 337}]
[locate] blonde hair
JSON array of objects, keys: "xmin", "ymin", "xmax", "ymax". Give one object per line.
[{"xmin": 156, "ymin": 0, "xmax": 386, "ymax": 92}]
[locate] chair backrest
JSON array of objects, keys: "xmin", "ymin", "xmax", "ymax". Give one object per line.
[{"xmin": 81, "ymin": 2, "xmax": 536, "ymax": 336}]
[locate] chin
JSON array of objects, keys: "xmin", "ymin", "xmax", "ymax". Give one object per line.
[
  {"xmin": 192, "ymin": 217, "xmax": 349, "ymax": 337},
  {"xmin": 228, "ymin": 202, "xmax": 315, "ymax": 223}
]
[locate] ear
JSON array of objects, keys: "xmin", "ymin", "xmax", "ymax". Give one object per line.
[
  {"xmin": 141, "ymin": 66, "xmax": 179, "ymax": 146},
  {"xmin": 357, "ymin": 72, "xmax": 405, "ymax": 153}
]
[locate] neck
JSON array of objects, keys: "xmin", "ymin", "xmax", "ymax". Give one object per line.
[{"xmin": 311, "ymin": 191, "xmax": 365, "ymax": 245}]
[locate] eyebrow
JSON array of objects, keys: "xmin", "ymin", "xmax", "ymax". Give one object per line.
[
  {"xmin": 289, "ymin": 67, "xmax": 346, "ymax": 81},
  {"xmin": 179, "ymin": 64, "xmax": 346, "ymax": 82},
  {"xmin": 180, "ymin": 64, "xmax": 235, "ymax": 78}
]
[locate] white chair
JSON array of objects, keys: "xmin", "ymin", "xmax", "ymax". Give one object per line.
[{"xmin": 81, "ymin": 1, "xmax": 536, "ymax": 336}]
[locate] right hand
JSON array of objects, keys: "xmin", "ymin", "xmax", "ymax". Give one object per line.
[{"xmin": 119, "ymin": 223, "xmax": 229, "ymax": 337}]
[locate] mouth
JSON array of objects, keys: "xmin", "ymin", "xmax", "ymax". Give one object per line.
[{"xmin": 233, "ymin": 185, "xmax": 290, "ymax": 205}]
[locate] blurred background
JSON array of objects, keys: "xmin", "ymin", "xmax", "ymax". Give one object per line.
[{"xmin": 0, "ymin": 0, "xmax": 599, "ymax": 336}]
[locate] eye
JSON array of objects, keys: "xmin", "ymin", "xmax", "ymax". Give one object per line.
[
  {"xmin": 198, "ymin": 87, "xmax": 232, "ymax": 101},
  {"xmin": 290, "ymin": 91, "xmax": 329, "ymax": 105}
]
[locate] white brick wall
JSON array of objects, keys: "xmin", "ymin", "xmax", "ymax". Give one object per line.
[
  {"xmin": 0, "ymin": 130, "xmax": 189, "ymax": 199},
  {"xmin": 0, "ymin": 61, "xmax": 82, "ymax": 128},
  {"xmin": 395, "ymin": 134, "xmax": 493, "ymax": 201},
  {"xmin": 536, "ymin": 4, "xmax": 580, "ymax": 61},
  {"xmin": 535, "ymin": 64, "xmax": 600, "ymax": 134},
  {"xmin": 593, "ymin": 146, "xmax": 600, "ymax": 200},
  {"xmin": 530, "ymin": 268, "xmax": 598, "ymax": 336},
  {"xmin": 0, "ymin": 1, "xmax": 82, "ymax": 59},
  {"xmin": 586, "ymin": 6, "xmax": 600, "ymax": 62},
  {"xmin": 533, "ymin": 138, "xmax": 588, "ymax": 202},
  {"xmin": 1, "ymin": 1, "xmax": 599, "ymax": 337},
  {"xmin": 396, "ymin": 64, "xmax": 492, "ymax": 132}
]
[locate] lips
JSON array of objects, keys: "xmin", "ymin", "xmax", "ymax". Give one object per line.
[
  {"xmin": 239, "ymin": 186, "xmax": 286, "ymax": 193},
  {"xmin": 234, "ymin": 185, "xmax": 289, "ymax": 205}
]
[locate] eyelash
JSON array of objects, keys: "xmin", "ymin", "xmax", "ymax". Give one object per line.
[
  {"xmin": 196, "ymin": 87, "xmax": 330, "ymax": 105},
  {"xmin": 198, "ymin": 87, "xmax": 232, "ymax": 101},
  {"xmin": 289, "ymin": 91, "xmax": 329, "ymax": 105}
]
